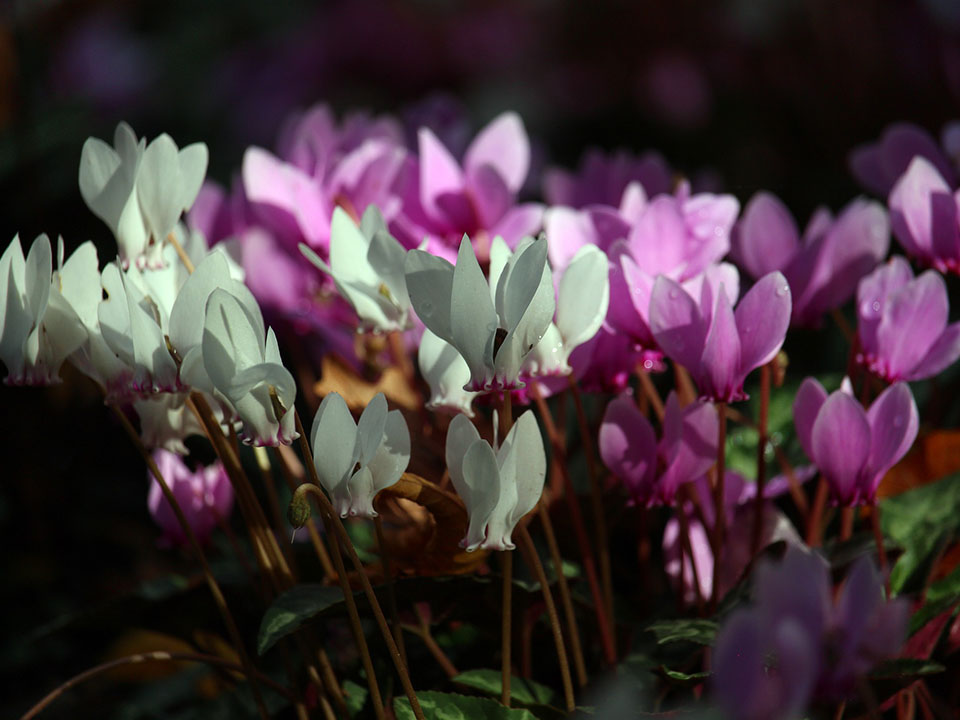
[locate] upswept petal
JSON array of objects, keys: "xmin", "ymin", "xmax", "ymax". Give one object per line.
[
  {"xmin": 734, "ymin": 271, "xmax": 791, "ymax": 374},
  {"xmin": 356, "ymin": 392, "xmax": 388, "ymax": 466},
  {"xmin": 875, "ymin": 270, "xmax": 948, "ymax": 379},
  {"xmin": 627, "ymin": 196, "xmax": 688, "ymax": 274},
  {"xmin": 733, "ymin": 192, "xmax": 800, "ymax": 279},
  {"xmin": 862, "ymin": 382, "xmax": 918, "ymax": 498},
  {"xmin": 556, "ymin": 244, "xmax": 609, "ymax": 352},
  {"xmin": 138, "ymin": 134, "xmax": 186, "ymax": 243},
  {"xmin": 811, "ymin": 393, "xmax": 872, "ymax": 504},
  {"xmin": 699, "ymin": 288, "xmax": 741, "ymax": 401},
  {"xmin": 501, "ymin": 411, "xmax": 547, "ymax": 531},
  {"xmin": 450, "ymin": 236, "xmax": 498, "ymax": 387},
  {"xmin": 311, "ymin": 392, "xmax": 360, "ymax": 510},
  {"xmin": 793, "ymin": 377, "xmax": 828, "ymax": 461},
  {"xmin": 168, "ymin": 249, "xmax": 232, "ymax": 353},
  {"xmin": 328, "ymin": 206, "xmax": 377, "ymax": 286},
  {"xmin": 906, "ymin": 321, "xmax": 960, "ymax": 380},
  {"xmin": 458, "ymin": 438, "xmax": 501, "ymax": 551},
  {"xmin": 889, "ymin": 156, "xmax": 952, "ymax": 258},
  {"xmin": 543, "ymin": 206, "xmax": 595, "ymax": 271},
  {"xmin": 463, "ymin": 112, "xmax": 530, "ymax": 194},
  {"xmin": 202, "ymin": 289, "xmax": 264, "ymax": 387},
  {"xmin": 418, "ymin": 127, "xmax": 465, "ymax": 229},
  {"xmin": 659, "ymin": 398, "xmax": 718, "ymax": 501},
  {"xmin": 404, "ymin": 250, "xmax": 455, "ymax": 342},
  {"xmin": 649, "ymin": 275, "xmax": 706, "ymax": 372},
  {"xmin": 418, "ymin": 330, "xmax": 477, "ymax": 416},
  {"xmin": 446, "ymin": 413, "xmax": 482, "ymax": 493},
  {"xmin": 600, "ymin": 395, "xmax": 657, "ymax": 503},
  {"xmin": 856, "ymin": 256, "xmax": 914, "ymax": 354},
  {"xmin": 686, "ymin": 262, "xmax": 740, "ymax": 318},
  {"xmin": 366, "ymin": 410, "xmax": 411, "ymax": 492}
]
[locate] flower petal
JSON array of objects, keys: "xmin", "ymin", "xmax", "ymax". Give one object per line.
[
  {"xmin": 875, "ymin": 270, "xmax": 948, "ymax": 380},
  {"xmin": 732, "ymin": 192, "xmax": 800, "ymax": 279},
  {"xmin": 463, "ymin": 112, "xmax": 529, "ymax": 194},
  {"xmin": 404, "ymin": 249, "xmax": 455, "ymax": 342},
  {"xmin": 459, "ymin": 439, "xmax": 502, "ymax": 551},
  {"xmin": 906, "ymin": 321, "xmax": 960, "ymax": 380},
  {"xmin": 649, "ymin": 275, "xmax": 706, "ymax": 372},
  {"xmin": 793, "ymin": 377, "xmax": 828, "ymax": 462},
  {"xmin": 367, "ymin": 410, "xmax": 410, "ymax": 492},
  {"xmin": 734, "ymin": 271, "xmax": 791, "ymax": 375},
  {"xmin": 700, "ymin": 288, "xmax": 741, "ymax": 401},
  {"xmin": 556, "ymin": 245, "xmax": 609, "ymax": 352},
  {"xmin": 811, "ymin": 392, "xmax": 871, "ymax": 504},
  {"xmin": 450, "ymin": 236, "xmax": 498, "ymax": 387},
  {"xmin": 311, "ymin": 392, "xmax": 359, "ymax": 504},
  {"xmin": 863, "ymin": 382, "xmax": 918, "ymax": 498},
  {"xmin": 599, "ymin": 394, "xmax": 657, "ymax": 503},
  {"xmin": 356, "ymin": 392, "xmax": 388, "ymax": 467}
]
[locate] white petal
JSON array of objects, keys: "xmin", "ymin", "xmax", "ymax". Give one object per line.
[
  {"xmin": 168, "ymin": 249, "xmax": 232, "ymax": 354},
  {"xmin": 356, "ymin": 392, "xmax": 388, "ymax": 466},
  {"xmin": 500, "ymin": 410, "xmax": 547, "ymax": 532},
  {"xmin": 97, "ymin": 263, "xmax": 135, "ymax": 365},
  {"xmin": 202, "ymin": 289, "xmax": 265, "ymax": 391},
  {"xmin": 346, "ymin": 466, "xmax": 377, "ymax": 517},
  {"xmin": 487, "ymin": 235, "xmax": 513, "ymax": 309},
  {"xmin": 367, "ymin": 410, "xmax": 410, "ymax": 491},
  {"xmin": 177, "ymin": 142, "xmax": 209, "ymax": 212},
  {"xmin": 418, "ymin": 329, "xmax": 477, "ymax": 416},
  {"xmin": 557, "ymin": 245, "xmax": 609, "ymax": 353},
  {"xmin": 57, "ymin": 241, "xmax": 101, "ymax": 328},
  {"xmin": 138, "ymin": 134, "xmax": 185, "ymax": 243},
  {"xmin": 311, "ymin": 392, "xmax": 359, "ymax": 500},
  {"xmin": 0, "ymin": 237, "xmax": 29, "ymax": 373},
  {"xmin": 460, "ymin": 440, "xmax": 502, "ymax": 551},
  {"xmin": 445, "ymin": 412, "xmax": 482, "ymax": 494},
  {"xmin": 24, "ymin": 234, "xmax": 52, "ymax": 324},
  {"xmin": 450, "ymin": 236, "xmax": 498, "ymax": 389},
  {"xmin": 404, "ymin": 249, "xmax": 455, "ymax": 342},
  {"xmin": 329, "ymin": 206, "xmax": 378, "ymax": 286},
  {"xmin": 366, "ymin": 228, "xmax": 410, "ymax": 312}
]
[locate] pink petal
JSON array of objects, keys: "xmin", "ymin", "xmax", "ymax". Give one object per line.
[
  {"xmin": 875, "ymin": 270, "xmax": 948, "ymax": 380},
  {"xmin": 418, "ymin": 127, "xmax": 465, "ymax": 229},
  {"xmin": 889, "ymin": 156, "xmax": 952, "ymax": 260},
  {"xmin": 811, "ymin": 393, "xmax": 871, "ymax": 504},
  {"xmin": 700, "ymin": 289, "xmax": 742, "ymax": 401},
  {"xmin": 732, "ymin": 192, "xmax": 800, "ymax": 279},
  {"xmin": 849, "ymin": 144, "xmax": 888, "ymax": 196},
  {"xmin": 734, "ymin": 271, "xmax": 791, "ymax": 375},
  {"xmin": 463, "ymin": 112, "xmax": 530, "ymax": 194},
  {"xmin": 599, "ymin": 394, "xmax": 658, "ymax": 503},
  {"xmin": 906, "ymin": 321, "xmax": 960, "ymax": 380},
  {"xmin": 467, "ymin": 164, "xmax": 512, "ymax": 229},
  {"xmin": 863, "ymin": 382, "xmax": 918, "ymax": 499},
  {"xmin": 880, "ymin": 123, "xmax": 957, "ymax": 191},
  {"xmin": 856, "ymin": 257, "xmax": 915, "ymax": 356},
  {"xmin": 793, "ymin": 377, "xmax": 828, "ymax": 462},
  {"xmin": 489, "ymin": 203, "xmax": 544, "ymax": 249},
  {"xmin": 627, "ymin": 196, "xmax": 688, "ymax": 274},
  {"xmin": 544, "ymin": 206, "xmax": 593, "ymax": 271},
  {"xmin": 649, "ymin": 275, "xmax": 706, "ymax": 372}
]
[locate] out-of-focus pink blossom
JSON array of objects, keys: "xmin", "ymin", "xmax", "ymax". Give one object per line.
[
  {"xmin": 147, "ymin": 450, "xmax": 233, "ymax": 546},
  {"xmin": 732, "ymin": 192, "xmax": 889, "ymax": 326},
  {"xmin": 543, "ymin": 149, "xmax": 674, "ymax": 207},
  {"xmin": 889, "ymin": 156, "xmax": 960, "ymax": 274},
  {"xmin": 850, "ymin": 122, "xmax": 958, "ymax": 197},
  {"xmin": 856, "ymin": 256, "xmax": 960, "ymax": 381}
]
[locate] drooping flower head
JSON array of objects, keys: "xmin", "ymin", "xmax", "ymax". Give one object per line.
[
  {"xmin": 148, "ymin": 449, "xmax": 233, "ymax": 546},
  {"xmin": 731, "ymin": 192, "xmax": 889, "ymax": 327},
  {"xmin": 599, "ymin": 391, "xmax": 717, "ymax": 507},
  {"xmin": 405, "ymin": 234, "xmax": 554, "ymax": 392},
  {"xmin": 793, "ymin": 377, "xmax": 918, "ymax": 505},
  {"xmin": 310, "ymin": 391, "xmax": 410, "ymax": 518},
  {"xmin": 445, "ymin": 410, "xmax": 546, "ymax": 551},
  {"xmin": 856, "ymin": 256, "xmax": 960, "ymax": 382},
  {"xmin": 79, "ymin": 122, "xmax": 208, "ymax": 269},
  {"xmin": 649, "ymin": 270, "xmax": 791, "ymax": 403}
]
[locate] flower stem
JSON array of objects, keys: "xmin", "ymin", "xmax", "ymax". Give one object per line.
[
  {"xmin": 536, "ymin": 502, "xmax": 587, "ymax": 687},
  {"xmin": 166, "ymin": 231, "xmax": 195, "ymax": 273},
  {"xmin": 807, "ymin": 476, "xmax": 829, "ymax": 547},
  {"xmin": 635, "ymin": 364, "xmax": 665, "ymax": 421},
  {"xmin": 530, "ymin": 383, "xmax": 617, "ymax": 664},
  {"xmin": 566, "ymin": 376, "xmax": 615, "ymax": 652},
  {"xmin": 501, "ymin": 549, "xmax": 513, "ymax": 707},
  {"xmin": 710, "ymin": 402, "xmax": 727, "ymax": 610},
  {"xmin": 517, "ymin": 526, "xmax": 576, "ymax": 712},
  {"xmin": 402, "ymin": 608, "xmax": 460, "ymax": 679},
  {"xmin": 501, "ymin": 390, "xmax": 513, "ymax": 436},
  {"xmin": 374, "ymin": 513, "xmax": 408, "ymax": 667},
  {"xmin": 294, "ymin": 412, "xmax": 425, "ymax": 720},
  {"xmin": 111, "ymin": 407, "xmax": 271, "ymax": 720},
  {"xmin": 751, "ymin": 363, "xmax": 771, "ymax": 557},
  {"xmin": 21, "ymin": 649, "xmax": 292, "ymax": 720},
  {"xmin": 840, "ymin": 506, "xmax": 855, "ymax": 541}
]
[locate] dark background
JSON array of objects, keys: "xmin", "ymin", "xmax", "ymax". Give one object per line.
[{"xmin": 2, "ymin": 0, "xmax": 960, "ymax": 715}]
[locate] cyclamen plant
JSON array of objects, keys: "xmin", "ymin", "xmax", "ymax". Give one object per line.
[{"xmin": 8, "ymin": 109, "xmax": 960, "ymax": 720}]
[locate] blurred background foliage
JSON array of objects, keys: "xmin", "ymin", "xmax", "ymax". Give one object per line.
[{"xmin": 3, "ymin": 0, "xmax": 960, "ymax": 716}]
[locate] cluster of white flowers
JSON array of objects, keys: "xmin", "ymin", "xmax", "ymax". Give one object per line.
[{"xmin": 0, "ymin": 123, "xmax": 298, "ymax": 450}]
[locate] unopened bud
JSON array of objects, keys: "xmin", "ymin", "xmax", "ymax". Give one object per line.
[{"xmin": 287, "ymin": 494, "xmax": 311, "ymax": 529}]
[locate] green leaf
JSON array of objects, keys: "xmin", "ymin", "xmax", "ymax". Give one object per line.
[
  {"xmin": 881, "ymin": 472, "xmax": 960, "ymax": 593},
  {"xmin": 646, "ymin": 618, "xmax": 718, "ymax": 646},
  {"xmin": 394, "ymin": 691, "xmax": 539, "ymax": 720},
  {"xmin": 660, "ymin": 666, "xmax": 711, "ymax": 684},
  {"xmin": 868, "ymin": 658, "xmax": 945, "ymax": 679},
  {"xmin": 343, "ymin": 679, "xmax": 369, "ymax": 717},
  {"xmin": 453, "ymin": 669, "xmax": 555, "ymax": 705},
  {"xmin": 909, "ymin": 566, "xmax": 960, "ymax": 635},
  {"xmin": 257, "ymin": 584, "xmax": 345, "ymax": 655}
]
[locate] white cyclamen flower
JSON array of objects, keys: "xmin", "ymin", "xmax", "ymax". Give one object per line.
[
  {"xmin": 418, "ymin": 329, "xmax": 479, "ymax": 417},
  {"xmin": 311, "ymin": 391, "xmax": 411, "ymax": 518},
  {"xmin": 79, "ymin": 122, "xmax": 207, "ymax": 270},
  {"xmin": 405, "ymin": 234, "xmax": 555, "ymax": 392},
  {"xmin": 193, "ymin": 288, "xmax": 297, "ymax": 446},
  {"xmin": 134, "ymin": 393, "xmax": 206, "ymax": 455},
  {"xmin": 0, "ymin": 234, "xmax": 87, "ymax": 385},
  {"xmin": 300, "ymin": 205, "xmax": 414, "ymax": 333},
  {"xmin": 517, "ymin": 242, "xmax": 609, "ymax": 377},
  {"xmin": 445, "ymin": 410, "xmax": 546, "ymax": 551}
]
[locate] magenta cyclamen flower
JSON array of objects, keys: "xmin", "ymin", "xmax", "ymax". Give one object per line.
[
  {"xmin": 599, "ymin": 391, "xmax": 717, "ymax": 506},
  {"xmin": 793, "ymin": 378, "xmax": 918, "ymax": 505},
  {"xmin": 147, "ymin": 450, "xmax": 234, "ymax": 546},
  {"xmin": 856, "ymin": 256, "xmax": 960, "ymax": 382},
  {"xmin": 849, "ymin": 121, "xmax": 958, "ymax": 197},
  {"xmin": 731, "ymin": 192, "xmax": 889, "ymax": 327},
  {"xmin": 889, "ymin": 156, "xmax": 960, "ymax": 274},
  {"xmin": 712, "ymin": 547, "xmax": 908, "ymax": 720},
  {"xmin": 649, "ymin": 271, "xmax": 791, "ymax": 402}
]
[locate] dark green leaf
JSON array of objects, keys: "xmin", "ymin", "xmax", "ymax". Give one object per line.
[
  {"xmin": 257, "ymin": 584, "xmax": 345, "ymax": 655},
  {"xmin": 453, "ymin": 669, "xmax": 555, "ymax": 705},
  {"xmin": 909, "ymin": 566, "xmax": 960, "ymax": 635},
  {"xmin": 646, "ymin": 618, "xmax": 718, "ymax": 646},
  {"xmin": 881, "ymin": 472, "xmax": 960, "ymax": 593},
  {"xmin": 660, "ymin": 666, "xmax": 711, "ymax": 684},
  {"xmin": 394, "ymin": 691, "xmax": 539, "ymax": 720},
  {"xmin": 343, "ymin": 679, "xmax": 369, "ymax": 717},
  {"xmin": 868, "ymin": 658, "xmax": 945, "ymax": 679}
]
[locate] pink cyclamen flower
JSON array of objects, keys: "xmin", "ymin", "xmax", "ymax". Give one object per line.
[
  {"xmin": 856, "ymin": 256, "xmax": 960, "ymax": 382},
  {"xmin": 392, "ymin": 112, "xmax": 543, "ymax": 258},
  {"xmin": 649, "ymin": 270, "xmax": 791, "ymax": 402},
  {"xmin": 889, "ymin": 156, "xmax": 960, "ymax": 274},
  {"xmin": 599, "ymin": 391, "xmax": 717, "ymax": 507},
  {"xmin": 543, "ymin": 148, "xmax": 674, "ymax": 208},
  {"xmin": 712, "ymin": 547, "xmax": 908, "ymax": 720},
  {"xmin": 147, "ymin": 449, "xmax": 234, "ymax": 546},
  {"xmin": 849, "ymin": 121, "xmax": 958, "ymax": 197},
  {"xmin": 793, "ymin": 377, "xmax": 918, "ymax": 505},
  {"xmin": 731, "ymin": 192, "xmax": 889, "ymax": 327}
]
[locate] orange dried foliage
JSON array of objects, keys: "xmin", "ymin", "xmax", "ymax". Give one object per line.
[
  {"xmin": 877, "ymin": 430, "xmax": 960, "ymax": 499},
  {"xmin": 313, "ymin": 354, "xmax": 420, "ymax": 412}
]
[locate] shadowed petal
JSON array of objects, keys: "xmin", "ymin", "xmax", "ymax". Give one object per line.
[
  {"xmin": 700, "ymin": 289, "xmax": 741, "ymax": 401},
  {"xmin": 735, "ymin": 271, "xmax": 791, "ymax": 375},
  {"xmin": 811, "ymin": 393, "xmax": 871, "ymax": 504},
  {"xmin": 600, "ymin": 395, "xmax": 657, "ymax": 503},
  {"xmin": 875, "ymin": 270, "xmax": 948, "ymax": 379},
  {"xmin": 862, "ymin": 382, "xmax": 918, "ymax": 499},
  {"xmin": 793, "ymin": 377, "xmax": 828, "ymax": 461},
  {"xmin": 732, "ymin": 192, "xmax": 800, "ymax": 279},
  {"xmin": 649, "ymin": 275, "xmax": 706, "ymax": 372},
  {"xmin": 906, "ymin": 321, "xmax": 960, "ymax": 380},
  {"xmin": 463, "ymin": 112, "xmax": 530, "ymax": 194}
]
